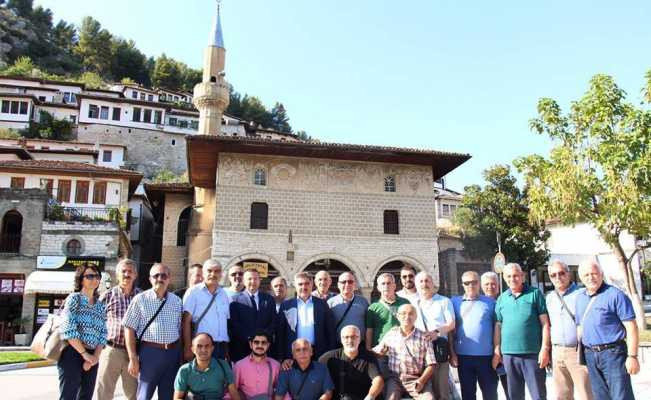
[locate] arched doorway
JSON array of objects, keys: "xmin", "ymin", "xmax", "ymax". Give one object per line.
[
  {"xmin": 176, "ymin": 207, "xmax": 191, "ymax": 246},
  {"xmin": 371, "ymin": 259, "xmax": 422, "ymax": 301},
  {"xmin": 230, "ymin": 258, "xmax": 281, "ymax": 292},
  {"xmin": 303, "ymin": 258, "xmax": 352, "ymax": 296},
  {"xmin": 0, "ymin": 210, "xmax": 22, "ymax": 253}
]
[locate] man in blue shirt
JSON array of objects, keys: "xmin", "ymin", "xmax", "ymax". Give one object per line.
[
  {"xmin": 545, "ymin": 261, "xmax": 592, "ymax": 400},
  {"xmin": 275, "ymin": 338, "xmax": 334, "ymax": 400},
  {"xmin": 450, "ymin": 271, "xmax": 497, "ymax": 400},
  {"xmin": 576, "ymin": 260, "xmax": 639, "ymax": 400}
]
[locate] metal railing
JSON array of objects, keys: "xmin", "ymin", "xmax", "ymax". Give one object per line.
[
  {"xmin": 0, "ymin": 234, "xmax": 21, "ymax": 253},
  {"xmin": 45, "ymin": 205, "xmax": 120, "ymax": 224}
]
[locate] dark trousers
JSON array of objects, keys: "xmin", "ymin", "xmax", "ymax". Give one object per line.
[
  {"xmin": 585, "ymin": 342, "xmax": 635, "ymax": 400},
  {"xmin": 213, "ymin": 341, "xmax": 227, "ymax": 360},
  {"xmin": 458, "ymin": 355, "xmax": 498, "ymax": 400},
  {"xmin": 57, "ymin": 345, "xmax": 99, "ymax": 400},
  {"xmin": 137, "ymin": 345, "xmax": 181, "ymax": 400},
  {"xmin": 503, "ymin": 354, "xmax": 546, "ymax": 400},
  {"xmin": 499, "ymin": 372, "xmax": 510, "ymax": 400}
]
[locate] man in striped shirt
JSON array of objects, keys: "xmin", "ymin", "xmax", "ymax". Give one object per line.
[{"xmin": 96, "ymin": 258, "xmax": 142, "ymax": 400}]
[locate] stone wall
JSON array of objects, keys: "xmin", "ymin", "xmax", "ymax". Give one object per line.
[
  {"xmin": 40, "ymin": 221, "xmax": 120, "ymax": 258},
  {"xmin": 160, "ymin": 193, "xmax": 193, "ymax": 289},
  {"xmin": 211, "ymin": 154, "xmax": 439, "ymax": 288},
  {"xmin": 76, "ymin": 123, "xmax": 189, "ymax": 178},
  {"xmin": 0, "ymin": 188, "xmax": 47, "ymax": 257}
]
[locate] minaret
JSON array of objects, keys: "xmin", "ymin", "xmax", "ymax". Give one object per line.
[{"xmin": 193, "ymin": 0, "xmax": 230, "ymax": 136}]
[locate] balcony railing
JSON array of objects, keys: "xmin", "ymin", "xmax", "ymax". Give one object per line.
[
  {"xmin": 46, "ymin": 205, "xmax": 120, "ymax": 224},
  {"xmin": 0, "ymin": 234, "xmax": 21, "ymax": 253}
]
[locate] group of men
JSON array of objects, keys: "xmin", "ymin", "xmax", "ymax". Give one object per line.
[{"xmin": 93, "ymin": 257, "xmax": 640, "ymax": 400}]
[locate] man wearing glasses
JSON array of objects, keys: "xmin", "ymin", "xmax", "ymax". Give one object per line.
[
  {"xmin": 545, "ymin": 260, "xmax": 592, "ymax": 400},
  {"xmin": 233, "ymin": 331, "xmax": 281, "ymax": 399},
  {"xmin": 327, "ymin": 272, "xmax": 369, "ymax": 345},
  {"xmin": 182, "ymin": 259, "xmax": 231, "ymax": 360},
  {"xmin": 225, "ymin": 265, "xmax": 245, "ymax": 299},
  {"xmin": 396, "ymin": 265, "xmax": 419, "ymax": 304},
  {"xmin": 449, "ymin": 271, "xmax": 498, "ymax": 400},
  {"xmin": 123, "ymin": 263, "xmax": 183, "ymax": 400}
]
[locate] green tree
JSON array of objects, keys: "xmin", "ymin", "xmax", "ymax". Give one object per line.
[
  {"xmin": 270, "ymin": 102, "xmax": 291, "ymax": 133},
  {"xmin": 22, "ymin": 111, "xmax": 73, "ymax": 140},
  {"xmin": 454, "ymin": 165, "xmax": 550, "ymax": 272},
  {"xmin": 110, "ymin": 38, "xmax": 148, "ymax": 84},
  {"xmin": 1, "ymin": 56, "xmax": 37, "ymax": 76},
  {"xmin": 151, "ymin": 54, "xmax": 181, "ymax": 90},
  {"xmin": 295, "ymin": 130, "xmax": 312, "ymax": 141},
  {"xmin": 515, "ymin": 73, "xmax": 651, "ymax": 330},
  {"xmin": 241, "ymin": 95, "xmax": 272, "ymax": 128},
  {"xmin": 76, "ymin": 71, "xmax": 105, "ymax": 89},
  {"xmin": 151, "ymin": 169, "xmax": 188, "ymax": 183},
  {"xmin": 75, "ymin": 16, "xmax": 113, "ymax": 76}
]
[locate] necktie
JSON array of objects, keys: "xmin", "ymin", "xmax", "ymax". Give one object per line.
[{"xmin": 250, "ymin": 294, "xmax": 257, "ymax": 310}]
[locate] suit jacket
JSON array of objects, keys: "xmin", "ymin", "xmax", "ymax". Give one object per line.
[
  {"xmin": 275, "ymin": 296, "xmax": 336, "ymax": 360},
  {"xmin": 228, "ymin": 291, "xmax": 276, "ymax": 362}
]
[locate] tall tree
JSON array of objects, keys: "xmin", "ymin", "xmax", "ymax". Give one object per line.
[
  {"xmin": 270, "ymin": 102, "xmax": 291, "ymax": 132},
  {"xmin": 241, "ymin": 95, "xmax": 272, "ymax": 128},
  {"xmin": 151, "ymin": 54, "xmax": 181, "ymax": 90},
  {"xmin": 515, "ymin": 73, "xmax": 651, "ymax": 330},
  {"xmin": 454, "ymin": 165, "xmax": 550, "ymax": 272},
  {"xmin": 75, "ymin": 16, "xmax": 113, "ymax": 76},
  {"xmin": 110, "ymin": 38, "xmax": 148, "ymax": 84}
]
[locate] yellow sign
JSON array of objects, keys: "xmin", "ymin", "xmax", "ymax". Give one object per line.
[
  {"xmin": 38, "ymin": 300, "xmax": 50, "ymax": 307},
  {"xmin": 243, "ymin": 262, "xmax": 268, "ymax": 278}
]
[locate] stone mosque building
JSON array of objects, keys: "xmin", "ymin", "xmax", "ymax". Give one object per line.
[{"xmin": 147, "ymin": 3, "xmax": 470, "ymax": 298}]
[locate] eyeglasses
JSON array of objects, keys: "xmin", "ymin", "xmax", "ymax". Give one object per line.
[
  {"xmin": 230, "ymin": 272, "xmax": 243, "ymax": 277},
  {"xmin": 83, "ymin": 274, "xmax": 101, "ymax": 280},
  {"xmin": 150, "ymin": 273, "xmax": 169, "ymax": 280},
  {"xmin": 338, "ymin": 280, "xmax": 355, "ymax": 284},
  {"xmin": 549, "ymin": 271, "xmax": 567, "ymax": 278},
  {"xmin": 462, "ymin": 280, "xmax": 478, "ymax": 286},
  {"xmin": 251, "ymin": 340, "xmax": 269, "ymax": 345}
]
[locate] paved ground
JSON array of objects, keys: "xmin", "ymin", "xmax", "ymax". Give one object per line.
[{"xmin": 2, "ymin": 365, "xmax": 651, "ymax": 399}]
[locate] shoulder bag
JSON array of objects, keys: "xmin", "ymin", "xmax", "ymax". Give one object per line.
[
  {"xmin": 30, "ymin": 295, "xmax": 71, "ymax": 361},
  {"xmin": 247, "ymin": 360, "xmax": 274, "ymax": 400},
  {"xmin": 417, "ymin": 300, "xmax": 449, "ymax": 363},
  {"xmin": 290, "ymin": 368, "xmax": 311, "ymax": 400},
  {"xmin": 335, "ymin": 296, "xmax": 356, "ymax": 331},
  {"xmin": 191, "ymin": 290, "xmax": 219, "ymax": 335},
  {"xmin": 136, "ymin": 295, "xmax": 167, "ymax": 352}
]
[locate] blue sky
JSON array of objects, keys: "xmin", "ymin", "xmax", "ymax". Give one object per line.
[{"xmin": 35, "ymin": 0, "xmax": 651, "ymax": 190}]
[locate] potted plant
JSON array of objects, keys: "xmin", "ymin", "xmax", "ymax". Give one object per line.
[{"xmin": 13, "ymin": 316, "xmax": 31, "ymax": 346}]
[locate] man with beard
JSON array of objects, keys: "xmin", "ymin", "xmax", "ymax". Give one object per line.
[
  {"xmin": 173, "ymin": 333, "xmax": 240, "ymax": 400},
  {"xmin": 396, "ymin": 265, "xmax": 419, "ymax": 304},
  {"xmin": 233, "ymin": 331, "xmax": 281, "ymax": 399},
  {"xmin": 319, "ymin": 325, "xmax": 384, "ymax": 400}
]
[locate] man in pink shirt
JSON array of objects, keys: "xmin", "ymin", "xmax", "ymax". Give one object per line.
[{"xmin": 233, "ymin": 330, "xmax": 281, "ymax": 399}]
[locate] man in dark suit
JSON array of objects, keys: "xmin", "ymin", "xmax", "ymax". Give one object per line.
[
  {"xmin": 228, "ymin": 269, "xmax": 276, "ymax": 362},
  {"xmin": 276, "ymin": 272, "xmax": 336, "ymax": 365}
]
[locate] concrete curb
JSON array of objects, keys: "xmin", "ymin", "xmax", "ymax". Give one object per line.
[{"xmin": 0, "ymin": 359, "xmax": 54, "ymax": 372}]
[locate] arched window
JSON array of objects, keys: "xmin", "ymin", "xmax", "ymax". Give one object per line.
[
  {"xmin": 254, "ymin": 169, "xmax": 266, "ymax": 186},
  {"xmin": 384, "ymin": 176, "xmax": 396, "ymax": 192},
  {"xmin": 177, "ymin": 207, "xmax": 191, "ymax": 246},
  {"xmin": 66, "ymin": 239, "xmax": 82, "ymax": 256},
  {"xmin": 0, "ymin": 210, "xmax": 22, "ymax": 253},
  {"xmin": 250, "ymin": 202, "xmax": 268, "ymax": 229}
]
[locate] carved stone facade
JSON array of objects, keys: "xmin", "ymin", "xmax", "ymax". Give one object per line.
[{"xmin": 210, "ymin": 153, "xmax": 439, "ymax": 290}]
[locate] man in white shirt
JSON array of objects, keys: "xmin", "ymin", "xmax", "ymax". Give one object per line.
[
  {"xmin": 414, "ymin": 271, "xmax": 455, "ymax": 400},
  {"xmin": 182, "ymin": 259, "xmax": 231, "ymax": 360}
]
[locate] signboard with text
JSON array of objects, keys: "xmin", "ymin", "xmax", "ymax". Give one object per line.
[
  {"xmin": 37, "ymin": 256, "xmax": 105, "ymax": 271},
  {"xmin": 243, "ymin": 262, "xmax": 268, "ymax": 278}
]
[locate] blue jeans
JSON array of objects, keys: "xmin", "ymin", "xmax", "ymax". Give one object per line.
[
  {"xmin": 457, "ymin": 355, "xmax": 498, "ymax": 400},
  {"xmin": 585, "ymin": 342, "xmax": 635, "ymax": 400},
  {"xmin": 503, "ymin": 353, "xmax": 546, "ymax": 400},
  {"xmin": 137, "ymin": 345, "xmax": 180, "ymax": 400},
  {"xmin": 57, "ymin": 345, "xmax": 99, "ymax": 400}
]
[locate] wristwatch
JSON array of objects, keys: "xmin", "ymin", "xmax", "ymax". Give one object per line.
[{"xmin": 628, "ymin": 355, "xmax": 638, "ymax": 359}]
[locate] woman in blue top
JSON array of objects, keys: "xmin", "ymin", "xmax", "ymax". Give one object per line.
[{"xmin": 58, "ymin": 263, "xmax": 108, "ymax": 400}]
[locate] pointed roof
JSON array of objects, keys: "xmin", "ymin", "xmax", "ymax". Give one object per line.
[{"xmin": 210, "ymin": 2, "xmax": 225, "ymax": 48}]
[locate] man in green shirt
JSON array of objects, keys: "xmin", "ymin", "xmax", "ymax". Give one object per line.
[
  {"xmin": 493, "ymin": 263, "xmax": 550, "ymax": 400},
  {"xmin": 365, "ymin": 273, "xmax": 411, "ymax": 349},
  {"xmin": 173, "ymin": 333, "xmax": 240, "ymax": 400}
]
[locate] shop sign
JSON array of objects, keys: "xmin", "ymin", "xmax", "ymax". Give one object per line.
[
  {"xmin": 36, "ymin": 308, "xmax": 49, "ymax": 324},
  {"xmin": 1, "ymin": 279, "xmax": 12, "ymax": 293},
  {"xmin": 243, "ymin": 262, "xmax": 268, "ymax": 277},
  {"xmin": 37, "ymin": 256, "xmax": 105, "ymax": 271},
  {"xmin": 0, "ymin": 275, "xmax": 25, "ymax": 294}
]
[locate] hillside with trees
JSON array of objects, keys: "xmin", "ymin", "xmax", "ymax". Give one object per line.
[{"xmin": 0, "ymin": 0, "xmax": 298, "ymax": 134}]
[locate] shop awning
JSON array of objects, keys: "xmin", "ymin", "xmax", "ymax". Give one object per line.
[{"xmin": 24, "ymin": 271, "xmax": 110, "ymax": 294}]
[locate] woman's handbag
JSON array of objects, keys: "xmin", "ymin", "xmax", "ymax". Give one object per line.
[{"xmin": 31, "ymin": 300, "xmax": 68, "ymax": 361}]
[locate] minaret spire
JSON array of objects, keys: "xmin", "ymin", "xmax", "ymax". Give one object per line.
[
  {"xmin": 193, "ymin": 0, "xmax": 230, "ymax": 136},
  {"xmin": 211, "ymin": 0, "xmax": 225, "ymax": 48}
]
